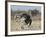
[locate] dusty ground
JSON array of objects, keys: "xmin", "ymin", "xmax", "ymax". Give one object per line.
[{"xmin": 11, "ymin": 16, "xmax": 41, "ymax": 32}]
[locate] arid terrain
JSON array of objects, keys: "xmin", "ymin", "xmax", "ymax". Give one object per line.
[{"xmin": 11, "ymin": 15, "xmax": 41, "ymax": 32}]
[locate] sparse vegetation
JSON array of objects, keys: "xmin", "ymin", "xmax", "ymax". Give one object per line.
[{"xmin": 11, "ymin": 9, "xmax": 41, "ymax": 31}]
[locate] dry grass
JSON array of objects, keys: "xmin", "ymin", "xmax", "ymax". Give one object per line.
[{"xmin": 11, "ymin": 16, "xmax": 41, "ymax": 31}]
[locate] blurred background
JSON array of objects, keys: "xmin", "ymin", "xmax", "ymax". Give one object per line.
[{"xmin": 11, "ymin": 5, "xmax": 41, "ymax": 31}]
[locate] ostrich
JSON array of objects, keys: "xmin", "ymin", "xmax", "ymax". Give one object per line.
[{"xmin": 20, "ymin": 13, "xmax": 32, "ymax": 30}]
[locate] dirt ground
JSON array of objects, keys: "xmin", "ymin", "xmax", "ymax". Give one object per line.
[{"xmin": 11, "ymin": 16, "xmax": 41, "ymax": 31}]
